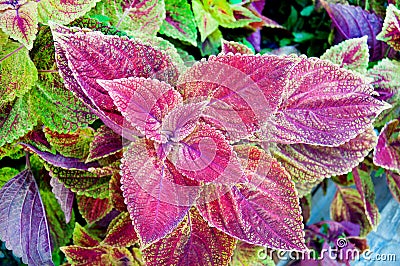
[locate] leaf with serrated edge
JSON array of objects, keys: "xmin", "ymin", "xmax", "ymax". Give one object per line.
[
  {"xmin": 50, "ymin": 177, "xmax": 74, "ymax": 224},
  {"xmin": 330, "ymin": 187, "xmax": 375, "ymax": 237},
  {"xmin": 269, "ymin": 55, "xmax": 388, "ymax": 146},
  {"xmin": 50, "ymin": 23, "xmax": 179, "ymax": 135},
  {"xmin": 121, "ymin": 138, "xmax": 197, "ymax": 245},
  {"xmin": 320, "ymin": 36, "xmax": 369, "ymax": 74},
  {"xmin": 192, "ymin": 0, "xmax": 219, "ymax": 41},
  {"xmin": 97, "ymin": 77, "xmax": 182, "ymax": 142},
  {"xmin": 72, "ymin": 223, "xmax": 100, "ymax": 247},
  {"xmin": 160, "ymin": 0, "xmax": 197, "ymax": 46},
  {"xmin": 369, "ymin": 59, "xmax": 400, "ymax": 127},
  {"xmin": 143, "ymin": 208, "xmax": 236, "ymax": 266},
  {"xmin": 197, "ymin": 145, "xmax": 306, "ymax": 251},
  {"xmin": 0, "ymin": 2, "xmax": 38, "ymax": 49},
  {"xmin": 221, "ymin": 40, "xmax": 254, "ymax": 55},
  {"xmin": 109, "ymin": 172, "xmax": 127, "ymax": 212},
  {"xmin": 0, "ymin": 41, "xmax": 37, "ymax": 103},
  {"xmin": 352, "ymin": 168, "xmax": 380, "ymax": 229},
  {"xmin": 377, "ymin": 4, "xmax": 400, "ymax": 51},
  {"xmin": 230, "ymin": 241, "xmax": 275, "ymax": 266},
  {"xmin": 0, "ymin": 169, "xmax": 54, "ymax": 265},
  {"xmin": 270, "ymin": 127, "xmax": 377, "ymax": 182},
  {"xmin": 373, "ymin": 119, "xmax": 400, "ymax": 172},
  {"xmin": 77, "ymin": 195, "xmax": 113, "ymax": 224},
  {"xmin": 38, "ymin": 0, "xmax": 101, "ymax": 24},
  {"xmin": 0, "ymin": 94, "xmax": 37, "ymax": 147},
  {"xmin": 87, "ymin": 125, "xmax": 122, "ymax": 162},
  {"xmin": 102, "ymin": 212, "xmax": 138, "ymax": 247},
  {"xmin": 61, "ymin": 245, "xmax": 134, "ymax": 265},
  {"xmin": 0, "ymin": 167, "xmax": 19, "ymax": 188}
]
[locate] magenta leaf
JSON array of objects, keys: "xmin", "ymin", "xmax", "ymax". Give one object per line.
[
  {"xmin": 377, "ymin": 4, "xmax": 400, "ymax": 51},
  {"xmin": 0, "ymin": 2, "xmax": 38, "ymax": 49},
  {"xmin": 50, "ymin": 23, "xmax": 180, "ymax": 135},
  {"xmin": 322, "ymin": 2, "xmax": 389, "ymax": 61},
  {"xmin": 143, "ymin": 208, "xmax": 236, "ymax": 266},
  {"xmin": 77, "ymin": 195, "xmax": 113, "ymax": 224},
  {"xmin": 86, "ymin": 125, "xmax": 122, "ymax": 162},
  {"xmin": 269, "ymin": 55, "xmax": 389, "ymax": 146},
  {"xmin": 102, "ymin": 211, "xmax": 138, "ymax": 247},
  {"xmin": 97, "ymin": 77, "xmax": 183, "ymax": 142},
  {"xmin": 50, "ymin": 177, "xmax": 74, "ymax": 224},
  {"xmin": 0, "ymin": 169, "xmax": 54, "ymax": 265},
  {"xmin": 197, "ymin": 145, "xmax": 306, "ymax": 251},
  {"xmin": 373, "ymin": 119, "xmax": 400, "ymax": 172},
  {"xmin": 121, "ymin": 138, "xmax": 198, "ymax": 245},
  {"xmin": 270, "ymin": 127, "xmax": 377, "ymax": 182}
]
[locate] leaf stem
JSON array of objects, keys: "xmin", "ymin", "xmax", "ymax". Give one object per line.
[
  {"xmin": 0, "ymin": 44, "xmax": 24, "ymax": 62},
  {"xmin": 37, "ymin": 69, "xmax": 59, "ymax": 73},
  {"xmin": 25, "ymin": 152, "xmax": 31, "ymax": 170}
]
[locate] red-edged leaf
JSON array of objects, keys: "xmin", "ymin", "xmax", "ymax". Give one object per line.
[
  {"xmin": 160, "ymin": 0, "xmax": 197, "ymax": 46},
  {"xmin": 77, "ymin": 195, "xmax": 113, "ymax": 224},
  {"xmin": 0, "ymin": 169, "xmax": 54, "ymax": 265},
  {"xmin": 269, "ymin": 55, "xmax": 388, "ymax": 146},
  {"xmin": 102, "ymin": 212, "xmax": 138, "ymax": 247},
  {"xmin": 87, "ymin": 125, "xmax": 122, "ymax": 162},
  {"xmin": 61, "ymin": 245, "xmax": 134, "ymax": 265},
  {"xmin": 352, "ymin": 168, "xmax": 380, "ymax": 228},
  {"xmin": 221, "ymin": 40, "xmax": 254, "ymax": 55},
  {"xmin": 168, "ymin": 122, "xmax": 242, "ymax": 184},
  {"xmin": 322, "ymin": 2, "xmax": 389, "ymax": 61},
  {"xmin": 373, "ymin": 119, "xmax": 400, "ymax": 172},
  {"xmin": 386, "ymin": 170, "xmax": 400, "ymax": 203},
  {"xmin": 72, "ymin": 223, "xmax": 100, "ymax": 247},
  {"xmin": 121, "ymin": 139, "xmax": 197, "ymax": 245},
  {"xmin": 377, "ymin": 4, "xmax": 400, "ymax": 51},
  {"xmin": 270, "ymin": 127, "xmax": 377, "ymax": 182},
  {"xmin": 109, "ymin": 172, "xmax": 127, "ymax": 212},
  {"xmin": 320, "ymin": 36, "xmax": 369, "ymax": 73},
  {"xmin": 50, "ymin": 23, "xmax": 179, "ymax": 135},
  {"xmin": 37, "ymin": 0, "xmax": 100, "ymax": 25},
  {"xmin": 330, "ymin": 187, "xmax": 376, "ymax": 237},
  {"xmin": 0, "ymin": 2, "xmax": 38, "ymax": 49},
  {"xmin": 197, "ymin": 145, "xmax": 306, "ymax": 251},
  {"xmin": 97, "ymin": 77, "xmax": 182, "ymax": 142},
  {"xmin": 178, "ymin": 54, "xmax": 292, "ymax": 141},
  {"xmin": 143, "ymin": 208, "xmax": 236, "ymax": 266},
  {"xmin": 50, "ymin": 177, "xmax": 74, "ymax": 224}
]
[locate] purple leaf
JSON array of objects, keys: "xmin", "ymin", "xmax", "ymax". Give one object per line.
[
  {"xmin": 0, "ymin": 2, "xmax": 38, "ymax": 49},
  {"xmin": 270, "ymin": 127, "xmax": 377, "ymax": 182},
  {"xmin": 377, "ymin": 4, "xmax": 400, "ymax": 51},
  {"xmin": 322, "ymin": 2, "xmax": 389, "ymax": 61},
  {"xmin": 373, "ymin": 119, "xmax": 400, "ymax": 172},
  {"xmin": 121, "ymin": 138, "xmax": 198, "ymax": 245},
  {"xmin": 269, "ymin": 55, "xmax": 389, "ymax": 146},
  {"xmin": 197, "ymin": 145, "xmax": 306, "ymax": 251},
  {"xmin": 50, "ymin": 177, "xmax": 74, "ymax": 224},
  {"xmin": 0, "ymin": 169, "xmax": 54, "ymax": 265},
  {"xmin": 20, "ymin": 143, "xmax": 99, "ymax": 170},
  {"xmin": 50, "ymin": 23, "xmax": 180, "ymax": 135},
  {"xmin": 143, "ymin": 208, "xmax": 236, "ymax": 266},
  {"xmin": 86, "ymin": 125, "xmax": 122, "ymax": 162}
]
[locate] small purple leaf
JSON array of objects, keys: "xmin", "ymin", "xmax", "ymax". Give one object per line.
[
  {"xmin": 0, "ymin": 169, "xmax": 54, "ymax": 265},
  {"xmin": 87, "ymin": 125, "xmax": 122, "ymax": 162},
  {"xmin": 50, "ymin": 177, "xmax": 74, "ymax": 224}
]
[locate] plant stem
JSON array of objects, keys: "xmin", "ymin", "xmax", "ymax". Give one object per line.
[{"xmin": 0, "ymin": 44, "xmax": 24, "ymax": 62}]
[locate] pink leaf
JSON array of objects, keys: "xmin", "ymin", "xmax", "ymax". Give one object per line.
[
  {"xmin": 0, "ymin": 2, "xmax": 38, "ymax": 49},
  {"xmin": 197, "ymin": 145, "xmax": 306, "ymax": 251},
  {"xmin": 121, "ymin": 138, "xmax": 198, "ymax": 245},
  {"xmin": 86, "ymin": 125, "xmax": 122, "ymax": 162},
  {"xmin": 143, "ymin": 208, "xmax": 236, "ymax": 266},
  {"xmin": 97, "ymin": 77, "xmax": 182, "ymax": 142},
  {"xmin": 373, "ymin": 119, "xmax": 400, "ymax": 172},
  {"xmin": 50, "ymin": 177, "xmax": 74, "ymax": 223},
  {"xmin": 0, "ymin": 169, "xmax": 54, "ymax": 265},
  {"xmin": 377, "ymin": 4, "xmax": 400, "ymax": 51}
]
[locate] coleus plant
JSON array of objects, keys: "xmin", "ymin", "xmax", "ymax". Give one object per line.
[{"xmin": 0, "ymin": 0, "xmax": 399, "ymax": 265}]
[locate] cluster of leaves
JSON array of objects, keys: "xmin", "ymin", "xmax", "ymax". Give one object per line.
[{"xmin": 1, "ymin": 0, "xmax": 400, "ymax": 265}]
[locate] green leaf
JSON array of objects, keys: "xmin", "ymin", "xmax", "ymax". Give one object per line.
[
  {"xmin": 0, "ymin": 142, "xmax": 24, "ymax": 160},
  {"xmin": 377, "ymin": 4, "xmax": 400, "ymax": 51},
  {"xmin": 221, "ymin": 4, "xmax": 261, "ymax": 28},
  {"xmin": 0, "ymin": 41, "xmax": 38, "ymax": 104},
  {"xmin": 160, "ymin": 0, "xmax": 197, "ymax": 46},
  {"xmin": 0, "ymin": 93, "xmax": 38, "ymax": 147},
  {"xmin": 386, "ymin": 170, "xmax": 400, "ymax": 203},
  {"xmin": 0, "ymin": 2, "xmax": 38, "ymax": 49},
  {"xmin": 203, "ymin": 0, "xmax": 235, "ymax": 26},
  {"xmin": 230, "ymin": 242, "xmax": 275, "ymax": 266},
  {"xmin": 192, "ymin": 0, "xmax": 219, "ymax": 41},
  {"xmin": 72, "ymin": 223, "xmax": 101, "ymax": 247},
  {"xmin": 0, "ymin": 167, "xmax": 19, "ymax": 188},
  {"xmin": 293, "ymin": 31, "xmax": 314, "ymax": 43},
  {"xmin": 37, "ymin": 0, "xmax": 101, "ymax": 25},
  {"xmin": 200, "ymin": 28, "xmax": 222, "ymax": 56},
  {"xmin": 300, "ymin": 5, "xmax": 314, "ymax": 16}
]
